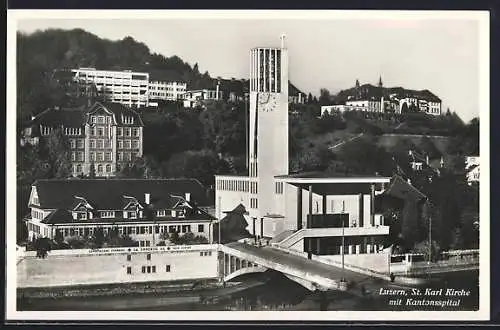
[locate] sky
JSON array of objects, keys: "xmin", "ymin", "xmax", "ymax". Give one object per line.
[{"xmin": 14, "ymin": 11, "xmax": 486, "ymax": 122}]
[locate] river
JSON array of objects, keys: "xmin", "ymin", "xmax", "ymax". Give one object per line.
[{"xmin": 18, "ymin": 270, "xmax": 478, "ymax": 312}]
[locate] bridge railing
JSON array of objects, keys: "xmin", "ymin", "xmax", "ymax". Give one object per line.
[{"xmin": 390, "ymin": 249, "xmax": 479, "ymax": 275}]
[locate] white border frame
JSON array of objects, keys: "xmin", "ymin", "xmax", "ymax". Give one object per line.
[{"xmin": 6, "ymin": 9, "xmax": 490, "ymax": 321}]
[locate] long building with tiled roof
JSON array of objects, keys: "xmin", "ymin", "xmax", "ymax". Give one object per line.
[
  {"xmin": 21, "ymin": 101, "xmax": 144, "ymax": 177},
  {"xmin": 26, "ymin": 178, "xmax": 216, "ymax": 246}
]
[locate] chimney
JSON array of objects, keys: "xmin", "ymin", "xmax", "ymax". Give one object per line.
[
  {"xmin": 145, "ymin": 193, "xmax": 150, "ymax": 205},
  {"xmin": 185, "ymin": 193, "xmax": 191, "ymax": 202},
  {"xmin": 216, "ymin": 81, "xmax": 220, "ymax": 100}
]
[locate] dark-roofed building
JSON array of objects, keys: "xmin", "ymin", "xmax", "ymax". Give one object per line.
[
  {"xmin": 26, "ymin": 178, "xmax": 216, "ymax": 246},
  {"xmin": 22, "ymin": 101, "xmax": 144, "ymax": 177}
]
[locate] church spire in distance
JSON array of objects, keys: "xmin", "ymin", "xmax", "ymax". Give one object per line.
[{"xmin": 378, "ymin": 75, "xmax": 383, "ymax": 88}]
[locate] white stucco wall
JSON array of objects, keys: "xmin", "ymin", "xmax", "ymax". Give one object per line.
[{"xmin": 17, "ymin": 245, "xmax": 218, "ymax": 288}]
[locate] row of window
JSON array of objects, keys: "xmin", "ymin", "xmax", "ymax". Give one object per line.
[
  {"xmin": 71, "ymin": 152, "xmax": 86, "ymax": 162},
  {"xmin": 121, "ymin": 116, "xmax": 135, "ymax": 125},
  {"xmin": 125, "ymin": 265, "xmax": 171, "ymax": 275},
  {"xmin": 64, "ymin": 127, "xmax": 83, "ymax": 136},
  {"xmin": 117, "ymin": 140, "xmax": 140, "ymax": 150},
  {"xmin": 217, "ymin": 179, "xmax": 249, "ymax": 192},
  {"xmin": 72, "ymin": 163, "xmax": 113, "ymax": 174},
  {"xmin": 70, "ymin": 139, "xmax": 85, "ymax": 149},
  {"xmin": 200, "ymin": 251, "xmax": 212, "ymax": 257},
  {"xmin": 249, "ymin": 162, "xmax": 258, "ymax": 177},
  {"xmin": 54, "ymin": 223, "xmax": 206, "ymax": 237},
  {"xmin": 250, "ymin": 198, "xmax": 258, "ymax": 209},
  {"xmin": 31, "ymin": 210, "xmax": 44, "ymax": 220},
  {"xmin": 91, "ymin": 116, "xmax": 112, "ymax": 125},
  {"xmin": 275, "ymin": 182, "xmax": 284, "ymax": 194},
  {"xmin": 250, "ymin": 182, "xmax": 258, "ymax": 194}
]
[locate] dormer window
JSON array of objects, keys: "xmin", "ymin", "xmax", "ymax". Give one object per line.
[
  {"xmin": 156, "ymin": 210, "xmax": 166, "ymax": 217},
  {"xmin": 77, "ymin": 212, "xmax": 87, "ymax": 220},
  {"xmin": 91, "ymin": 116, "xmax": 97, "ymax": 123}
]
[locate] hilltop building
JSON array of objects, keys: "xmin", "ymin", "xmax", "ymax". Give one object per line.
[
  {"xmin": 21, "ymin": 102, "xmax": 144, "ymax": 177},
  {"xmin": 322, "ymin": 79, "xmax": 442, "ymax": 116},
  {"xmin": 215, "ymin": 36, "xmax": 391, "ymax": 257},
  {"xmin": 25, "ymin": 179, "xmax": 216, "ymax": 246},
  {"xmin": 148, "ymin": 80, "xmax": 187, "ymax": 105},
  {"xmin": 70, "ymin": 68, "xmax": 150, "ymax": 108}
]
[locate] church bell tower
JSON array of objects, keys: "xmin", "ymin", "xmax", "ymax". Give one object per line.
[{"xmin": 248, "ymin": 35, "xmax": 289, "ymax": 219}]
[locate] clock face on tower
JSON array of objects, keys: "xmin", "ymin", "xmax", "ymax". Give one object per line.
[{"xmin": 259, "ymin": 93, "xmax": 279, "ymax": 112}]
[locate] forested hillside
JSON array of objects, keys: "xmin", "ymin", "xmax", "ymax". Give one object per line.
[{"xmin": 17, "ymin": 28, "xmax": 216, "ymax": 119}]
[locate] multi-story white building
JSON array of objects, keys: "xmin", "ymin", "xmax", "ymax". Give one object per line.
[
  {"xmin": 23, "ymin": 101, "xmax": 144, "ymax": 177},
  {"xmin": 179, "ymin": 89, "xmax": 223, "ymax": 108},
  {"xmin": 25, "ymin": 179, "xmax": 216, "ymax": 247},
  {"xmin": 148, "ymin": 80, "xmax": 187, "ymax": 105},
  {"xmin": 345, "ymin": 99, "xmax": 382, "ymax": 112},
  {"xmin": 215, "ymin": 36, "xmax": 391, "ymax": 257},
  {"xmin": 396, "ymin": 96, "xmax": 441, "ymax": 116},
  {"xmin": 71, "ymin": 68, "xmax": 150, "ymax": 108}
]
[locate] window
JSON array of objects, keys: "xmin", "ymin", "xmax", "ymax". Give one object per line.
[
  {"xmin": 76, "ymin": 164, "xmax": 82, "ymax": 173},
  {"xmin": 126, "ymin": 152, "xmax": 132, "ymax": 161},
  {"xmin": 125, "ymin": 128, "xmax": 131, "ymax": 136},
  {"xmin": 147, "ymin": 266, "xmax": 151, "ymax": 273},
  {"xmin": 132, "ymin": 128, "xmax": 139, "ymax": 136},
  {"xmin": 127, "ymin": 254, "xmax": 131, "ymax": 261},
  {"xmin": 105, "ymin": 152, "xmax": 112, "ymax": 161},
  {"xmin": 198, "ymin": 224, "xmax": 204, "ymax": 233},
  {"xmin": 71, "ymin": 152, "xmax": 76, "ymax": 161},
  {"xmin": 101, "ymin": 211, "xmax": 114, "ymax": 218},
  {"xmin": 91, "ymin": 116, "xmax": 97, "ymax": 123},
  {"xmin": 156, "ymin": 210, "xmax": 166, "ymax": 217},
  {"xmin": 97, "ymin": 164, "xmax": 103, "ymax": 173},
  {"xmin": 118, "ymin": 152, "xmax": 123, "ymax": 161},
  {"xmin": 147, "ymin": 253, "xmax": 151, "ymax": 260},
  {"xmin": 127, "ymin": 266, "xmax": 132, "ymax": 274},
  {"xmin": 117, "ymin": 127, "xmax": 123, "ymax": 136},
  {"xmin": 118, "ymin": 140, "xmax": 123, "ymax": 149},
  {"xmin": 78, "ymin": 152, "xmax": 84, "ymax": 162},
  {"xmin": 152, "ymin": 266, "xmax": 156, "ymax": 273},
  {"xmin": 90, "ymin": 140, "xmax": 96, "ymax": 148},
  {"xmin": 97, "ymin": 139, "xmax": 104, "ymax": 149},
  {"xmin": 90, "ymin": 152, "xmax": 96, "ymax": 161},
  {"xmin": 142, "ymin": 266, "xmax": 146, "ymax": 273},
  {"xmin": 70, "ymin": 140, "xmax": 76, "ymax": 149},
  {"xmin": 98, "ymin": 116, "xmax": 105, "ymax": 124},
  {"xmin": 106, "ymin": 164, "xmax": 112, "ymax": 173},
  {"xmin": 125, "ymin": 140, "xmax": 132, "ymax": 149},
  {"xmin": 98, "ymin": 128, "xmax": 104, "ymax": 136},
  {"xmin": 132, "ymin": 140, "xmax": 139, "ymax": 149},
  {"xmin": 166, "ymin": 265, "xmax": 171, "ymax": 272},
  {"xmin": 77, "ymin": 139, "xmax": 84, "ymax": 149}
]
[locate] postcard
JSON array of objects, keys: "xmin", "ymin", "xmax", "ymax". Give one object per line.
[{"xmin": 6, "ymin": 9, "xmax": 490, "ymax": 322}]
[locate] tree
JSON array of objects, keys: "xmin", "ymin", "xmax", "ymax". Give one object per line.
[
  {"xmin": 401, "ymin": 102, "xmax": 409, "ymax": 114},
  {"xmin": 318, "ymin": 88, "xmax": 332, "ymax": 105},
  {"xmin": 170, "ymin": 231, "xmax": 180, "ymax": 245},
  {"xmin": 94, "ymin": 227, "xmax": 105, "ymax": 248},
  {"xmin": 89, "ymin": 162, "xmax": 96, "ymax": 178},
  {"xmin": 34, "ymin": 237, "xmax": 52, "ymax": 259},
  {"xmin": 45, "ymin": 128, "xmax": 72, "ymax": 178},
  {"xmin": 54, "ymin": 229, "xmax": 64, "ymax": 244}
]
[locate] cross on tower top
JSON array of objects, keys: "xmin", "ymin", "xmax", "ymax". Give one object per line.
[{"xmin": 280, "ymin": 34, "xmax": 287, "ymax": 49}]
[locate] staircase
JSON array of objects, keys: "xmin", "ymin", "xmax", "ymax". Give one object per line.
[{"xmin": 273, "ymin": 229, "xmax": 306, "ymax": 249}]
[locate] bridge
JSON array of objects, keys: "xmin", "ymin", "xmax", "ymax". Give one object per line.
[
  {"xmin": 220, "ymin": 242, "xmax": 379, "ymax": 291},
  {"xmin": 220, "ymin": 242, "xmax": 479, "ymax": 292}
]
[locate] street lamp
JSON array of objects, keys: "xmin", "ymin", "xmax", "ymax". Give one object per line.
[{"xmin": 341, "ymin": 200, "xmax": 345, "ymax": 282}]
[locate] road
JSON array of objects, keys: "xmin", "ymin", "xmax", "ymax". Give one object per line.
[{"xmin": 224, "ymin": 242, "xmax": 423, "ymax": 297}]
